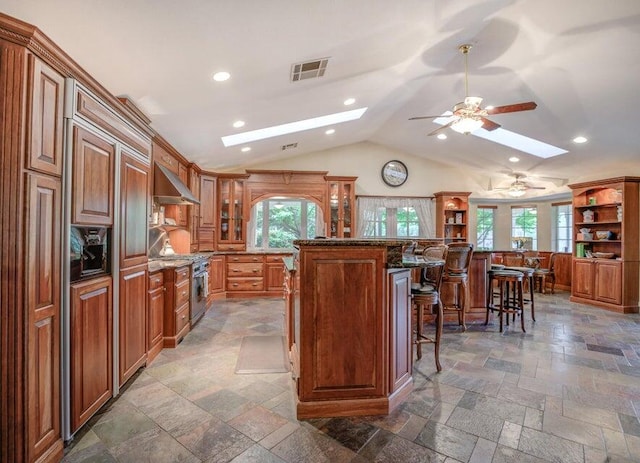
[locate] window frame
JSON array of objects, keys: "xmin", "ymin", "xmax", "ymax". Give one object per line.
[
  {"xmin": 510, "ymin": 205, "xmax": 538, "ymax": 250},
  {"xmin": 476, "ymin": 205, "xmax": 496, "ymax": 250}
]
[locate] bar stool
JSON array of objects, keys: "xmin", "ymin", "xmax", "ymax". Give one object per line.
[
  {"xmin": 501, "ymin": 265, "xmax": 536, "ymax": 322},
  {"xmin": 485, "ymin": 269, "xmax": 526, "ymax": 332},
  {"xmin": 412, "ymin": 245, "xmax": 447, "ymax": 371},
  {"xmin": 441, "ymin": 243, "xmax": 474, "ymax": 331}
]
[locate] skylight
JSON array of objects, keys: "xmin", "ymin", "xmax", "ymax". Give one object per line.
[
  {"xmin": 433, "ymin": 114, "xmax": 567, "ymax": 158},
  {"xmin": 221, "ymin": 107, "xmax": 367, "ymax": 147}
]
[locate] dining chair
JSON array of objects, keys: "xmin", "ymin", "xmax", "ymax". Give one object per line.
[{"xmin": 533, "ymin": 252, "xmax": 557, "ymax": 294}]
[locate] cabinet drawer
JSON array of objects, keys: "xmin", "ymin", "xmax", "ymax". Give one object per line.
[
  {"xmin": 218, "ymin": 244, "xmax": 245, "ymax": 252},
  {"xmin": 175, "ymin": 266, "xmax": 190, "ymax": 283},
  {"xmin": 227, "ymin": 278, "xmax": 264, "ymax": 291},
  {"xmin": 227, "ymin": 254, "xmax": 263, "ymax": 263},
  {"xmin": 175, "ymin": 303, "xmax": 190, "ymax": 335},
  {"xmin": 227, "ymin": 262, "xmax": 263, "ymax": 276},
  {"xmin": 175, "ymin": 280, "xmax": 190, "ymax": 306},
  {"xmin": 149, "ymin": 271, "xmax": 164, "ymax": 290},
  {"xmin": 266, "ymin": 255, "xmax": 287, "ymax": 263}
]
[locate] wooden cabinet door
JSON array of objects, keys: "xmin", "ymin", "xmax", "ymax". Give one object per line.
[
  {"xmin": 266, "ymin": 259, "xmax": 285, "ymax": 292},
  {"xmin": 148, "ymin": 272, "xmax": 165, "ymax": 362},
  {"xmin": 572, "ymin": 259, "xmax": 595, "ymax": 299},
  {"xmin": 595, "ymin": 260, "xmax": 622, "ymax": 305},
  {"xmin": 200, "ymin": 175, "xmax": 216, "ymax": 228},
  {"xmin": 27, "ymin": 55, "xmax": 65, "ymax": 177},
  {"xmin": 120, "ymin": 151, "xmax": 149, "ymax": 268},
  {"xmin": 70, "ymin": 276, "xmax": 113, "ymax": 433},
  {"xmin": 210, "ymin": 256, "xmax": 225, "ymax": 293},
  {"xmin": 119, "ymin": 265, "xmax": 148, "ymax": 386},
  {"xmin": 72, "ymin": 126, "xmax": 115, "ymax": 225},
  {"xmin": 25, "ymin": 172, "xmax": 62, "ymax": 459},
  {"xmin": 388, "ymin": 269, "xmax": 412, "ymax": 393}
]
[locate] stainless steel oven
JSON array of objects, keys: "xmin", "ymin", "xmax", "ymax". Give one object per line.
[{"xmin": 191, "ymin": 257, "xmax": 209, "ymax": 326}]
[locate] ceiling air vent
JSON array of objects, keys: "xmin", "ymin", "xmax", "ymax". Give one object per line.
[
  {"xmin": 281, "ymin": 143, "xmax": 298, "ymax": 151},
  {"xmin": 291, "ymin": 58, "xmax": 329, "ymax": 82}
]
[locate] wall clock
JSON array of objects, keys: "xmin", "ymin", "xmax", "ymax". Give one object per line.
[{"xmin": 381, "ymin": 160, "xmax": 408, "ymax": 187}]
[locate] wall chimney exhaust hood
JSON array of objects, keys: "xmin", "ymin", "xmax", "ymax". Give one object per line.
[{"xmin": 154, "ymin": 163, "xmax": 200, "ymax": 205}]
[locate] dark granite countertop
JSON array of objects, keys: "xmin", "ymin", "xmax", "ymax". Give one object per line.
[{"xmin": 148, "ymin": 259, "xmax": 192, "ymax": 273}]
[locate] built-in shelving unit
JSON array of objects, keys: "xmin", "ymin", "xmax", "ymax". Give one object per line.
[
  {"xmin": 569, "ymin": 177, "xmax": 640, "ymax": 313},
  {"xmin": 434, "ymin": 191, "xmax": 471, "ymax": 244}
]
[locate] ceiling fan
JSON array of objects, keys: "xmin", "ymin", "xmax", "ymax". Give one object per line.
[
  {"xmin": 490, "ymin": 173, "xmax": 546, "ymax": 197},
  {"xmin": 409, "ymin": 44, "xmax": 537, "ymax": 136}
]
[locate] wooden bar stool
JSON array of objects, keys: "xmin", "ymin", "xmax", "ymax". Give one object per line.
[
  {"xmin": 501, "ymin": 265, "xmax": 536, "ymax": 322},
  {"xmin": 411, "ymin": 245, "xmax": 447, "ymax": 371},
  {"xmin": 485, "ymin": 269, "xmax": 526, "ymax": 332},
  {"xmin": 442, "ymin": 243, "xmax": 474, "ymax": 331}
]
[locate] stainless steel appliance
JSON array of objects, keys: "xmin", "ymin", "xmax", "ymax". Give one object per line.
[
  {"xmin": 191, "ymin": 257, "xmax": 210, "ymax": 326},
  {"xmin": 69, "ymin": 226, "xmax": 111, "ymax": 282}
]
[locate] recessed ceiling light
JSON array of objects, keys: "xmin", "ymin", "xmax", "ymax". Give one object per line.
[
  {"xmin": 233, "ymin": 120, "xmax": 245, "ymax": 128},
  {"xmin": 325, "ymin": 129, "xmax": 335, "ymax": 135},
  {"xmin": 573, "ymin": 136, "xmax": 588, "ymax": 144},
  {"xmin": 509, "ymin": 156, "xmax": 520, "ymax": 162},
  {"xmin": 221, "ymin": 107, "xmax": 367, "ymax": 147},
  {"xmin": 343, "ymin": 98, "xmax": 356, "ymax": 106},
  {"xmin": 213, "ymin": 71, "xmax": 231, "ymax": 82},
  {"xmin": 437, "ymin": 133, "xmax": 447, "ymax": 140},
  {"xmin": 241, "ymin": 146, "xmax": 251, "ymax": 152}
]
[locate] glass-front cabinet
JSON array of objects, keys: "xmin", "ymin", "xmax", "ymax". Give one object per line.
[
  {"xmin": 217, "ymin": 174, "xmax": 248, "ymax": 250},
  {"xmin": 326, "ymin": 176, "xmax": 357, "ymax": 238}
]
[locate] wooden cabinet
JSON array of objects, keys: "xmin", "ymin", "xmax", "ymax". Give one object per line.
[
  {"xmin": 295, "ymin": 244, "xmax": 412, "ymax": 418},
  {"xmin": 266, "ymin": 255, "xmax": 286, "ymax": 292},
  {"xmin": 434, "ymin": 192, "xmax": 471, "ymax": 244},
  {"xmin": 27, "ymin": 55, "xmax": 65, "ymax": 176},
  {"xmin": 217, "ymin": 175, "xmax": 248, "ymax": 250},
  {"xmin": 569, "ymin": 177, "xmax": 639, "ymax": 313},
  {"xmin": 119, "ymin": 265, "xmax": 148, "ymax": 386},
  {"xmin": 326, "ymin": 176, "xmax": 356, "ymax": 238},
  {"xmin": 226, "ymin": 255, "xmax": 264, "ymax": 294},
  {"xmin": 147, "ymin": 271, "xmax": 165, "ymax": 363},
  {"xmin": 120, "ymin": 151, "xmax": 150, "ymax": 268},
  {"xmin": 209, "ymin": 255, "xmax": 225, "ymax": 298},
  {"xmin": 70, "ymin": 276, "xmax": 113, "ymax": 433},
  {"xmin": 199, "ymin": 174, "xmax": 216, "ymax": 251},
  {"xmin": 72, "ymin": 126, "xmax": 115, "ymax": 225},
  {"xmin": 25, "ymin": 172, "xmax": 62, "ymax": 460},
  {"xmin": 163, "ymin": 265, "xmax": 191, "ymax": 347}
]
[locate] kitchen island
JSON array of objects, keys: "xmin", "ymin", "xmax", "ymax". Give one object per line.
[{"xmin": 290, "ymin": 238, "xmax": 439, "ymax": 419}]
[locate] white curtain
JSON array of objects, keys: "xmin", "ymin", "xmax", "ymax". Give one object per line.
[{"xmin": 356, "ymin": 196, "xmax": 435, "ymax": 238}]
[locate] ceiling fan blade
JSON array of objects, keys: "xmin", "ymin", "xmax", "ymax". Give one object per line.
[
  {"xmin": 480, "ymin": 117, "xmax": 501, "ymax": 131},
  {"xmin": 526, "ymin": 186, "xmax": 546, "ymax": 190},
  {"xmin": 486, "ymin": 101, "xmax": 537, "ymax": 115},
  {"xmin": 409, "ymin": 115, "xmax": 440, "ymax": 120},
  {"xmin": 427, "ymin": 120, "xmax": 455, "ymax": 136}
]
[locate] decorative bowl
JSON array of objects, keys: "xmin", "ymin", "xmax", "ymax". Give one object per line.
[
  {"xmin": 593, "ymin": 252, "xmax": 615, "ymax": 259},
  {"xmin": 595, "ymin": 231, "xmax": 609, "ymax": 240}
]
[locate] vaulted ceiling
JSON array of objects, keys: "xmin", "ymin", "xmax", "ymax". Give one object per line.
[{"xmin": 3, "ymin": 0, "xmax": 640, "ymax": 196}]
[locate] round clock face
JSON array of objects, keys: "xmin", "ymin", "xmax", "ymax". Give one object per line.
[{"xmin": 381, "ymin": 160, "xmax": 408, "ymax": 187}]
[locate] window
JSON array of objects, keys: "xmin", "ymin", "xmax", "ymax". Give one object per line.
[
  {"xmin": 553, "ymin": 203, "xmax": 572, "ymax": 252},
  {"xmin": 252, "ymin": 198, "xmax": 321, "ymax": 249},
  {"xmin": 476, "ymin": 207, "xmax": 495, "ymax": 250},
  {"xmin": 357, "ymin": 197, "xmax": 435, "ymax": 238},
  {"xmin": 511, "ymin": 206, "xmax": 537, "ymax": 250}
]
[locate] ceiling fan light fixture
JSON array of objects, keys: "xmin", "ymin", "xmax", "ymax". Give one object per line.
[
  {"xmin": 450, "ymin": 117, "xmax": 483, "ymax": 134},
  {"xmin": 508, "ymin": 188, "xmax": 527, "ymax": 197}
]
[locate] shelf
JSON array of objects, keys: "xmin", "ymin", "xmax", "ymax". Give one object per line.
[
  {"xmin": 576, "ymin": 241, "xmax": 621, "ymax": 245},
  {"xmin": 445, "ymin": 223, "xmax": 466, "ymax": 226},
  {"xmin": 576, "ymin": 221, "xmax": 620, "ymax": 226},
  {"xmin": 575, "ymin": 202, "xmax": 621, "ymax": 209},
  {"xmin": 445, "ymin": 209, "xmax": 466, "ymax": 212}
]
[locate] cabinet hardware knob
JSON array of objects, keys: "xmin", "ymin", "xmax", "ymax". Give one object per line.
[{"xmin": 181, "ymin": 314, "xmax": 186, "ymax": 319}]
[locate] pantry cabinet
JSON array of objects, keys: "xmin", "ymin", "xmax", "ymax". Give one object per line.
[
  {"xmin": 147, "ymin": 271, "xmax": 165, "ymax": 363},
  {"xmin": 217, "ymin": 174, "xmax": 248, "ymax": 251},
  {"xmin": 199, "ymin": 174, "xmax": 216, "ymax": 251},
  {"xmin": 118, "ymin": 264, "xmax": 148, "ymax": 386},
  {"xmin": 569, "ymin": 177, "xmax": 639, "ymax": 313}
]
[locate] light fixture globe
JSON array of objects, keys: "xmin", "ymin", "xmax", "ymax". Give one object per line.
[
  {"xmin": 508, "ymin": 186, "xmax": 527, "ymax": 197},
  {"xmin": 450, "ymin": 117, "xmax": 483, "ymax": 134}
]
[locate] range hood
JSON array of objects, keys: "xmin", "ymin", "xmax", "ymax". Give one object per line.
[{"xmin": 154, "ymin": 163, "xmax": 200, "ymax": 205}]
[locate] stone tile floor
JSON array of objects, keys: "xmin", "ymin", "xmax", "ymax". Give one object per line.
[{"xmin": 62, "ymin": 292, "xmax": 640, "ymax": 462}]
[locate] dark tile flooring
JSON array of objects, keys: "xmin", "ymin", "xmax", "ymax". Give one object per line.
[{"xmin": 62, "ymin": 292, "xmax": 640, "ymax": 462}]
